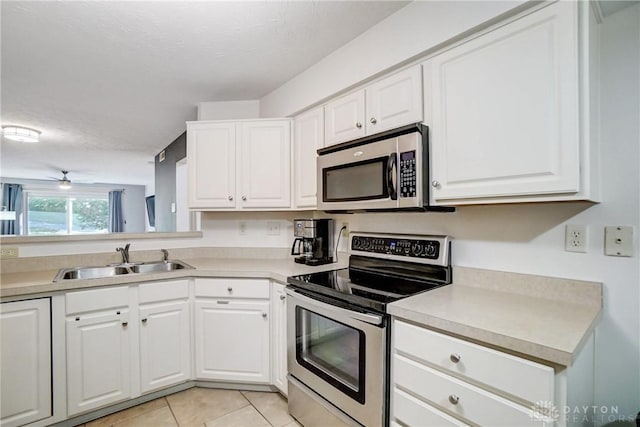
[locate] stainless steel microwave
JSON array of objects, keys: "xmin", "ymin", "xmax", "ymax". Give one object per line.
[{"xmin": 317, "ymin": 123, "xmax": 452, "ymax": 212}]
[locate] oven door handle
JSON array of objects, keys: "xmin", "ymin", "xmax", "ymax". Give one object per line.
[{"xmin": 286, "ymin": 288, "xmax": 384, "ymax": 326}]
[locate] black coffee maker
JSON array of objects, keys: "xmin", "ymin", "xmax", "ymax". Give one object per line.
[{"xmin": 291, "ymin": 219, "xmax": 334, "ymax": 266}]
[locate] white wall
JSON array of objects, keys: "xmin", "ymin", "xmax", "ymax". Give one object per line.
[
  {"xmin": 261, "ymin": 2, "xmax": 640, "ymax": 422},
  {"xmin": 197, "ymin": 100, "xmax": 260, "ymax": 120},
  {"xmin": 259, "ymin": 0, "xmax": 527, "ymax": 117}
]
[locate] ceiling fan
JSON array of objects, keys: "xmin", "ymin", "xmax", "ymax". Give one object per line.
[{"xmin": 48, "ymin": 170, "xmax": 73, "ymax": 189}]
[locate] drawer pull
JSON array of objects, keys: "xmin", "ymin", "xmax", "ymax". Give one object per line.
[
  {"xmin": 227, "ymin": 286, "xmax": 233, "ymax": 292},
  {"xmin": 448, "ymin": 394, "xmax": 459, "ymax": 405},
  {"xmin": 450, "ymin": 353, "xmax": 461, "ymax": 363},
  {"xmin": 279, "ymin": 295, "xmax": 286, "ymax": 301},
  {"xmin": 122, "ymin": 321, "xmax": 128, "ymax": 327},
  {"xmin": 141, "ymin": 318, "xmax": 148, "ymax": 323}
]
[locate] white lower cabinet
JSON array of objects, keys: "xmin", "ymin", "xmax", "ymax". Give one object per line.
[
  {"xmin": 138, "ymin": 280, "xmax": 191, "ymax": 394},
  {"xmin": 391, "ymin": 319, "xmax": 582, "ymax": 427},
  {"xmin": 271, "ymin": 282, "xmax": 288, "ymax": 395},
  {"xmin": 194, "ymin": 278, "xmax": 271, "ymax": 383},
  {"xmin": 66, "ymin": 287, "xmax": 132, "ymax": 416},
  {"xmin": 65, "ymin": 280, "xmax": 192, "ymax": 417},
  {"xmin": 0, "ymin": 298, "xmax": 52, "ymax": 427}
]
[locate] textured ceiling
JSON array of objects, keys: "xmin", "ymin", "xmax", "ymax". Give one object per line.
[{"xmin": 1, "ymin": 1, "xmax": 409, "ymax": 187}]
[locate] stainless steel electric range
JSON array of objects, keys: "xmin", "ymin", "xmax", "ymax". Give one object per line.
[{"xmin": 286, "ymin": 232, "xmax": 452, "ymax": 427}]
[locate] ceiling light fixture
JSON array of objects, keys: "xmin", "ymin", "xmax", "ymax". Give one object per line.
[{"xmin": 2, "ymin": 126, "xmax": 41, "ymax": 143}]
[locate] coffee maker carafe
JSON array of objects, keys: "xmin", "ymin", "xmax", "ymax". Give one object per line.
[{"xmin": 291, "ymin": 219, "xmax": 334, "ymax": 266}]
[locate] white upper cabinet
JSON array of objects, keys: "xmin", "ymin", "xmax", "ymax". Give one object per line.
[
  {"xmin": 293, "ymin": 107, "xmax": 324, "ymax": 208},
  {"xmin": 238, "ymin": 120, "xmax": 291, "ymax": 208},
  {"xmin": 324, "ymin": 91, "xmax": 366, "ymax": 146},
  {"xmin": 187, "ymin": 119, "xmax": 292, "ymax": 210},
  {"xmin": 426, "ymin": 1, "xmax": 598, "ymax": 204},
  {"xmin": 324, "ymin": 65, "xmax": 423, "ymax": 146},
  {"xmin": 187, "ymin": 122, "xmax": 236, "ymax": 209},
  {"xmin": 365, "ymin": 66, "xmax": 423, "ymax": 135}
]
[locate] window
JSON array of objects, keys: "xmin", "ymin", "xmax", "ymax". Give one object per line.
[{"xmin": 27, "ymin": 194, "xmax": 109, "ymax": 235}]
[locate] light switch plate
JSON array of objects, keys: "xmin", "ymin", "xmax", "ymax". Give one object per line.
[{"xmin": 604, "ymin": 226, "xmax": 633, "ymax": 257}]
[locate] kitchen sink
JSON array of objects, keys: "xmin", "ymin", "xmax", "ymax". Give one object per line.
[
  {"xmin": 129, "ymin": 261, "xmax": 191, "ymax": 274},
  {"xmin": 54, "ymin": 260, "xmax": 193, "ymax": 281}
]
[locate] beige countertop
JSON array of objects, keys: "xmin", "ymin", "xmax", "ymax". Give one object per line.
[
  {"xmin": 0, "ymin": 256, "xmax": 348, "ymax": 298},
  {"xmin": 1, "ymin": 254, "xmax": 601, "ymax": 368},
  {"xmin": 388, "ymin": 267, "xmax": 602, "ymax": 367}
]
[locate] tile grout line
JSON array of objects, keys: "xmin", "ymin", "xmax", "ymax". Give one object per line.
[{"xmin": 240, "ymin": 391, "xmax": 276, "ymax": 427}]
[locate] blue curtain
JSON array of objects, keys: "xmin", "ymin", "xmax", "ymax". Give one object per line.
[
  {"xmin": 108, "ymin": 190, "xmax": 124, "ymax": 232},
  {"xmin": 1, "ymin": 183, "xmax": 23, "ymax": 235}
]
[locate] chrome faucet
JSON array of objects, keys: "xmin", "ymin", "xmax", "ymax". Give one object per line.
[
  {"xmin": 161, "ymin": 249, "xmax": 169, "ymax": 262},
  {"xmin": 116, "ymin": 243, "xmax": 131, "ymax": 264}
]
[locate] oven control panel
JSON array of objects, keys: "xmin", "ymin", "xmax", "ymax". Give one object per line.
[{"xmin": 350, "ymin": 233, "xmax": 449, "ymax": 266}]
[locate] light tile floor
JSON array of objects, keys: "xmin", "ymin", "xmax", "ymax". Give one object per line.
[{"xmin": 78, "ymin": 388, "xmax": 301, "ymax": 427}]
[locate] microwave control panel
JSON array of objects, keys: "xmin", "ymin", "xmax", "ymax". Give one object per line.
[{"xmin": 399, "ymin": 150, "xmax": 417, "ymax": 198}]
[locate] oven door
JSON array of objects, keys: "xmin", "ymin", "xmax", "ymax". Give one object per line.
[
  {"xmin": 286, "ymin": 288, "xmax": 387, "ymax": 427},
  {"xmin": 317, "ymin": 137, "xmax": 398, "ymax": 211}
]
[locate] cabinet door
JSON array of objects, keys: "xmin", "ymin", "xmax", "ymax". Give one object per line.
[
  {"xmin": 294, "ymin": 107, "xmax": 324, "ymax": 208},
  {"xmin": 365, "ymin": 65, "xmax": 423, "ymax": 135},
  {"xmin": 0, "ymin": 299, "xmax": 51, "ymax": 427},
  {"xmin": 238, "ymin": 120, "xmax": 291, "ymax": 208},
  {"xmin": 139, "ymin": 300, "xmax": 191, "ymax": 394},
  {"xmin": 427, "ymin": 2, "xmax": 579, "ymax": 203},
  {"xmin": 324, "ymin": 91, "xmax": 365, "ymax": 146},
  {"xmin": 271, "ymin": 283, "xmax": 288, "ymax": 395},
  {"xmin": 195, "ymin": 299, "xmax": 271, "ymax": 383},
  {"xmin": 66, "ymin": 310, "xmax": 131, "ymax": 416},
  {"xmin": 187, "ymin": 121, "xmax": 236, "ymax": 208}
]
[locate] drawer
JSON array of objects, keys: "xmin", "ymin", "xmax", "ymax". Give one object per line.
[
  {"xmin": 195, "ymin": 278, "xmax": 269, "ymax": 299},
  {"xmin": 393, "ymin": 320, "xmax": 554, "ymax": 404},
  {"xmin": 394, "ymin": 354, "xmax": 552, "ymax": 427},
  {"xmin": 66, "ymin": 286, "xmax": 129, "ymax": 315},
  {"xmin": 393, "ymin": 387, "xmax": 469, "ymax": 426},
  {"xmin": 138, "ymin": 279, "xmax": 189, "ymax": 304}
]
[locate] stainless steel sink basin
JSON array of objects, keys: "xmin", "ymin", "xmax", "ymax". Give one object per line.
[
  {"xmin": 55, "ymin": 265, "xmax": 131, "ymax": 281},
  {"xmin": 129, "ymin": 261, "xmax": 191, "ymax": 274},
  {"xmin": 54, "ymin": 260, "xmax": 193, "ymax": 281}
]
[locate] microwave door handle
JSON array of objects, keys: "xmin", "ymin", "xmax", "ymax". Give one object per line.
[
  {"xmin": 387, "ymin": 153, "xmax": 398, "ymax": 200},
  {"xmin": 286, "ymin": 288, "xmax": 384, "ymax": 326}
]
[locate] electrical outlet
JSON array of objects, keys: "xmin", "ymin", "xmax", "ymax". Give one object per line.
[
  {"xmin": 267, "ymin": 221, "xmax": 281, "ymax": 236},
  {"xmin": 239, "ymin": 221, "xmax": 248, "ymax": 235},
  {"xmin": 341, "ymin": 222, "xmax": 349, "ymax": 236},
  {"xmin": 604, "ymin": 226, "xmax": 633, "ymax": 257},
  {"xmin": 0, "ymin": 247, "xmax": 19, "ymax": 258},
  {"xmin": 565, "ymin": 225, "xmax": 587, "ymax": 253}
]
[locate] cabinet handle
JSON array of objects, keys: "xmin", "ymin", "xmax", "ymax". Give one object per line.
[
  {"xmin": 227, "ymin": 286, "xmax": 233, "ymax": 292},
  {"xmin": 75, "ymin": 316, "xmax": 80, "ymax": 321},
  {"xmin": 141, "ymin": 318, "xmax": 148, "ymax": 323},
  {"xmin": 450, "ymin": 353, "xmax": 461, "ymax": 363},
  {"xmin": 279, "ymin": 295, "xmax": 286, "ymax": 301},
  {"xmin": 355, "ymin": 122, "xmax": 362, "ymax": 129},
  {"xmin": 242, "ymin": 195, "xmax": 247, "ymax": 201},
  {"xmin": 122, "ymin": 321, "xmax": 128, "ymax": 327},
  {"xmin": 431, "ymin": 180, "xmax": 441, "ymax": 189},
  {"xmin": 448, "ymin": 395, "xmax": 459, "ymax": 405},
  {"xmin": 370, "ymin": 117, "xmax": 377, "ymax": 124},
  {"xmin": 228, "ymin": 195, "xmax": 233, "ymax": 201},
  {"xmin": 262, "ymin": 312, "xmax": 268, "ymax": 318}
]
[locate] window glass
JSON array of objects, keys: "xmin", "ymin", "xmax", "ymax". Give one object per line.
[
  {"xmin": 27, "ymin": 196, "xmax": 68, "ymax": 235},
  {"xmin": 27, "ymin": 194, "xmax": 109, "ymax": 235},
  {"xmin": 71, "ymin": 198, "xmax": 108, "ymax": 233}
]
